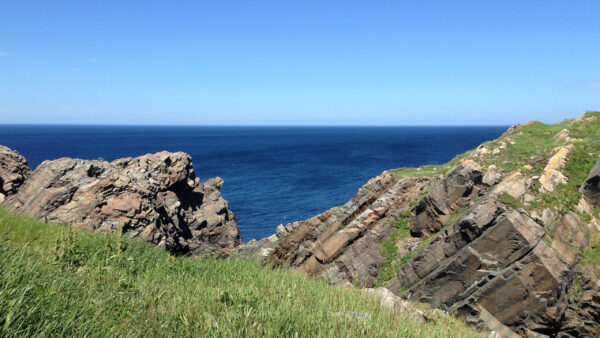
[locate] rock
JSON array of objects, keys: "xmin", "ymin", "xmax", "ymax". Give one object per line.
[
  {"xmin": 581, "ymin": 158, "xmax": 600, "ymax": 208},
  {"xmin": 333, "ymin": 311, "xmax": 371, "ymax": 321},
  {"xmin": 0, "ymin": 145, "xmax": 31, "ymax": 199},
  {"xmin": 402, "ymin": 209, "xmax": 579, "ymax": 336},
  {"xmin": 483, "ymin": 165, "xmax": 502, "ymax": 186},
  {"xmin": 363, "ymin": 287, "xmax": 431, "ymax": 323},
  {"xmin": 492, "ymin": 171, "xmax": 532, "ymax": 200},
  {"xmin": 539, "ymin": 146, "xmax": 573, "ymax": 192},
  {"xmin": 409, "ymin": 160, "xmax": 488, "ymax": 237},
  {"xmin": 237, "ymin": 171, "xmax": 436, "ymax": 287},
  {"xmin": 5, "ymin": 151, "xmax": 241, "ymax": 254}
]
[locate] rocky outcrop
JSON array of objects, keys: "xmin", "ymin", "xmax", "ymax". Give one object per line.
[
  {"xmin": 409, "ymin": 160, "xmax": 488, "ymax": 237},
  {"xmin": 237, "ymin": 113, "xmax": 600, "ymax": 336},
  {"xmin": 237, "ymin": 172, "xmax": 437, "ymax": 287},
  {"xmin": 581, "ymin": 159, "xmax": 600, "ymax": 208},
  {"xmin": 0, "ymin": 146, "xmax": 31, "ymax": 202},
  {"xmin": 5, "ymin": 151, "xmax": 241, "ymax": 254}
]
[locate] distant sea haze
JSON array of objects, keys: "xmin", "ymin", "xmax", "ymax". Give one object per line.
[{"xmin": 0, "ymin": 125, "xmax": 507, "ymax": 241}]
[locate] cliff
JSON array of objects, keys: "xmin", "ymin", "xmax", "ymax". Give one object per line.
[
  {"xmin": 1, "ymin": 149, "xmax": 241, "ymax": 255},
  {"xmin": 237, "ymin": 111, "xmax": 600, "ymax": 336}
]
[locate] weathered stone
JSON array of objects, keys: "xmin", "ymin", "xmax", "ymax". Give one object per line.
[
  {"xmin": 581, "ymin": 158, "xmax": 600, "ymax": 208},
  {"xmin": 0, "ymin": 145, "xmax": 31, "ymax": 199},
  {"xmin": 5, "ymin": 151, "xmax": 241, "ymax": 254},
  {"xmin": 483, "ymin": 165, "xmax": 502, "ymax": 186},
  {"xmin": 236, "ymin": 172, "xmax": 436, "ymax": 287},
  {"xmin": 539, "ymin": 146, "xmax": 573, "ymax": 192},
  {"xmin": 409, "ymin": 160, "xmax": 488, "ymax": 237}
]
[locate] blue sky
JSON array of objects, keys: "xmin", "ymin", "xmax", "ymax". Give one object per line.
[{"xmin": 0, "ymin": 1, "xmax": 599, "ymax": 125}]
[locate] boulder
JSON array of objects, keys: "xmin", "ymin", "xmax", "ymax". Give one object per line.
[
  {"xmin": 581, "ymin": 159, "xmax": 600, "ymax": 208},
  {"xmin": 0, "ymin": 145, "xmax": 31, "ymax": 201},
  {"xmin": 5, "ymin": 151, "xmax": 241, "ymax": 254}
]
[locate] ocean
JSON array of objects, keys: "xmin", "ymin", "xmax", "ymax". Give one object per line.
[{"xmin": 0, "ymin": 125, "xmax": 507, "ymax": 241}]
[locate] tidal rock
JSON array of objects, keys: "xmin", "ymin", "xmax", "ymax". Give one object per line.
[
  {"xmin": 0, "ymin": 145, "xmax": 31, "ymax": 201},
  {"xmin": 5, "ymin": 151, "xmax": 241, "ymax": 254},
  {"xmin": 581, "ymin": 158, "xmax": 600, "ymax": 208}
]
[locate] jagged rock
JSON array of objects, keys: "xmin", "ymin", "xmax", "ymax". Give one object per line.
[
  {"xmin": 0, "ymin": 145, "xmax": 31, "ymax": 201},
  {"xmin": 581, "ymin": 159, "xmax": 600, "ymax": 208},
  {"xmin": 5, "ymin": 151, "xmax": 241, "ymax": 254},
  {"xmin": 402, "ymin": 209, "xmax": 580, "ymax": 336},
  {"xmin": 409, "ymin": 160, "xmax": 488, "ymax": 237},
  {"xmin": 559, "ymin": 269, "xmax": 600, "ymax": 337}
]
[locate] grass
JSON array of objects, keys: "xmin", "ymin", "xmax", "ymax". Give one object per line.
[
  {"xmin": 373, "ymin": 211, "xmax": 412, "ymax": 287},
  {"xmin": 0, "ymin": 207, "xmax": 477, "ymax": 337},
  {"xmin": 498, "ymin": 192, "xmax": 524, "ymax": 210},
  {"xmin": 580, "ymin": 237, "xmax": 600, "ymax": 269}
]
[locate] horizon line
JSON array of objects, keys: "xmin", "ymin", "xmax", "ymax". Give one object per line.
[{"xmin": 0, "ymin": 123, "xmax": 512, "ymax": 128}]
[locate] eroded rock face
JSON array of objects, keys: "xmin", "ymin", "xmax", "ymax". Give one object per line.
[
  {"xmin": 582, "ymin": 159, "xmax": 600, "ymax": 208},
  {"xmin": 5, "ymin": 151, "xmax": 241, "ymax": 254},
  {"xmin": 409, "ymin": 160, "xmax": 488, "ymax": 237},
  {"xmin": 236, "ymin": 172, "xmax": 437, "ymax": 287},
  {"xmin": 0, "ymin": 146, "xmax": 31, "ymax": 201}
]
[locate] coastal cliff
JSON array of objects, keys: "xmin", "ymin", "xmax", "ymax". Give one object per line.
[
  {"xmin": 2, "ymin": 112, "xmax": 599, "ymax": 336},
  {"xmin": 237, "ymin": 111, "xmax": 600, "ymax": 336},
  {"xmin": 1, "ymin": 150, "xmax": 241, "ymax": 255}
]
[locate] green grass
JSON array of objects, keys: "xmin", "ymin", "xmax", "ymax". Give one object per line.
[
  {"xmin": 0, "ymin": 207, "xmax": 477, "ymax": 337},
  {"xmin": 389, "ymin": 164, "xmax": 453, "ymax": 178},
  {"xmin": 580, "ymin": 238, "xmax": 600, "ymax": 269},
  {"xmin": 498, "ymin": 192, "xmax": 524, "ymax": 210},
  {"xmin": 373, "ymin": 212, "xmax": 412, "ymax": 287}
]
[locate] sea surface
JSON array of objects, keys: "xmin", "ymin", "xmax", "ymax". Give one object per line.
[{"xmin": 0, "ymin": 125, "xmax": 507, "ymax": 241}]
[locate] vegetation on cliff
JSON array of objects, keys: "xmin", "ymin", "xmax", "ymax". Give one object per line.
[{"xmin": 0, "ymin": 207, "xmax": 477, "ymax": 337}]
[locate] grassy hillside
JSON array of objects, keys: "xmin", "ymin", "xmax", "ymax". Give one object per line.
[{"xmin": 0, "ymin": 207, "xmax": 476, "ymax": 337}]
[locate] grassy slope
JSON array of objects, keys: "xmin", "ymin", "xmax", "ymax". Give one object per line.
[{"xmin": 0, "ymin": 208, "xmax": 477, "ymax": 337}]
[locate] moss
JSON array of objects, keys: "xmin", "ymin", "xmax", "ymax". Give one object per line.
[{"xmin": 498, "ymin": 192, "xmax": 524, "ymax": 210}]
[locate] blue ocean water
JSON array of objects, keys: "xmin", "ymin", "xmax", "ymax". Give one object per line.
[{"xmin": 0, "ymin": 125, "xmax": 506, "ymax": 241}]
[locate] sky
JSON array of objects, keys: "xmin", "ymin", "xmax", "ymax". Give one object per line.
[{"xmin": 0, "ymin": 1, "xmax": 599, "ymax": 126}]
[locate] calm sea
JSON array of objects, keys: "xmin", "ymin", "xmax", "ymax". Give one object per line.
[{"xmin": 0, "ymin": 125, "xmax": 507, "ymax": 241}]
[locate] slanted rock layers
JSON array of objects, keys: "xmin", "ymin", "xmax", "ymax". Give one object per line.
[
  {"xmin": 238, "ymin": 112, "xmax": 600, "ymax": 336},
  {"xmin": 238, "ymin": 172, "xmax": 438, "ymax": 287},
  {"xmin": 3, "ymin": 149, "xmax": 241, "ymax": 254}
]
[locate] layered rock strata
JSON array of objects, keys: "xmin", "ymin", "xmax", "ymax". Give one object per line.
[
  {"xmin": 238, "ymin": 172, "xmax": 438, "ymax": 287},
  {"xmin": 240, "ymin": 148, "xmax": 600, "ymax": 336}
]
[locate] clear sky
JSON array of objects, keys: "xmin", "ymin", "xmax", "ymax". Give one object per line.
[{"xmin": 0, "ymin": 1, "xmax": 599, "ymax": 126}]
